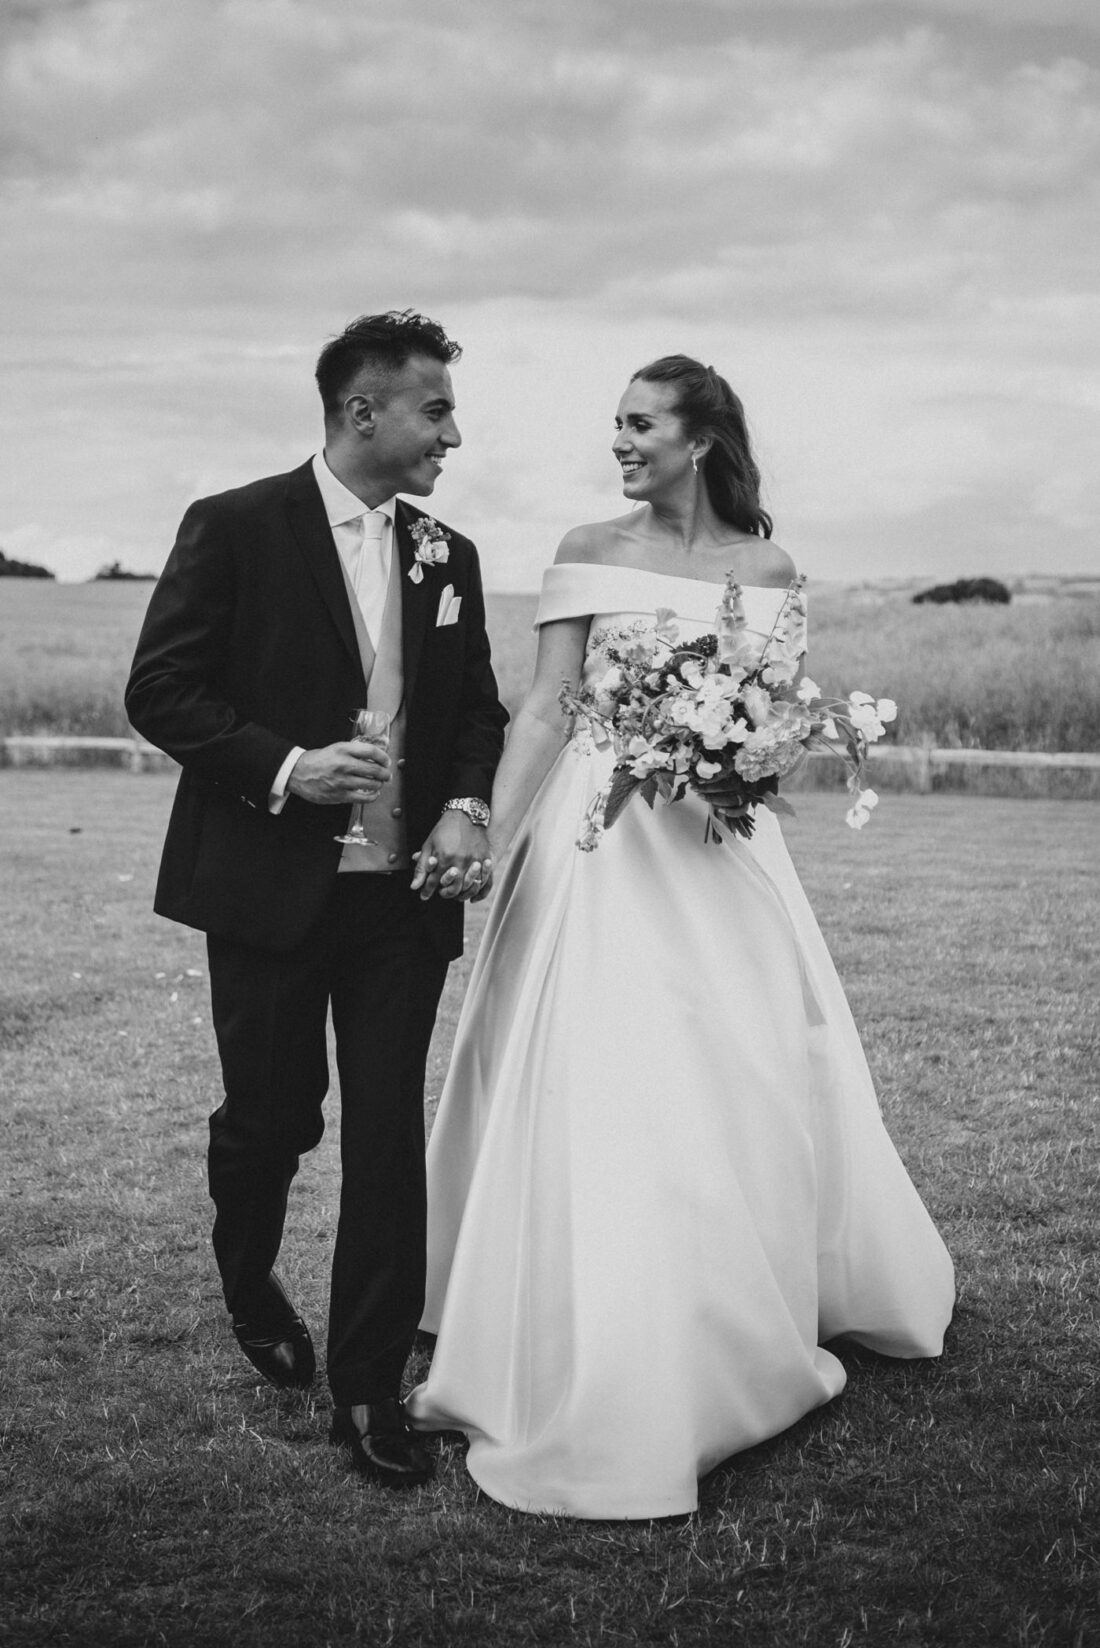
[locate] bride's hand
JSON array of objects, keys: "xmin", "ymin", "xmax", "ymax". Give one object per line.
[
  {"xmin": 470, "ymin": 832, "xmax": 509, "ymax": 901},
  {"xmin": 693, "ymin": 776, "xmax": 752, "ymax": 818}
]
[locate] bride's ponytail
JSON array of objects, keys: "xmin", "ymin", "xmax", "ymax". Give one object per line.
[{"xmin": 630, "ymin": 355, "xmax": 772, "ymax": 538}]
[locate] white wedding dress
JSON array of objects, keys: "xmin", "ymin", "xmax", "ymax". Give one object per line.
[{"xmin": 407, "ymin": 564, "xmax": 955, "ymax": 1519}]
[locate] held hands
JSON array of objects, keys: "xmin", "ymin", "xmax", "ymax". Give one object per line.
[
  {"xmin": 286, "ymin": 740, "xmax": 392, "ymax": 806},
  {"xmin": 287, "ymin": 747, "xmax": 492, "ymax": 898},
  {"xmin": 411, "ymin": 813, "xmax": 493, "ymax": 903}
]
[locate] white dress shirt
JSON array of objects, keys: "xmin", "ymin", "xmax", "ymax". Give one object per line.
[
  {"xmin": 268, "ymin": 453, "xmax": 397, "ymax": 811},
  {"xmin": 310, "ymin": 450, "xmax": 396, "ymax": 644}
]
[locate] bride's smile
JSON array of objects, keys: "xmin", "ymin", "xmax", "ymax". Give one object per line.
[{"xmin": 613, "ymin": 377, "xmax": 705, "ymax": 502}]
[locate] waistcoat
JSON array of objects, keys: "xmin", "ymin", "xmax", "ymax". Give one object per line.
[{"xmin": 335, "ymin": 540, "xmax": 411, "ymax": 875}]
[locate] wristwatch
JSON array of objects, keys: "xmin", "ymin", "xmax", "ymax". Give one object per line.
[{"xmin": 442, "ymin": 797, "xmax": 490, "ymax": 828}]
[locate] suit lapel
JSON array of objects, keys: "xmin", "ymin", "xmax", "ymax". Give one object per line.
[
  {"xmin": 283, "ymin": 462, "xmax": 360, "ymax": 669},
  {"xmin": 395, "ymin": 500, "xmax": 431, "ymax": 702}
]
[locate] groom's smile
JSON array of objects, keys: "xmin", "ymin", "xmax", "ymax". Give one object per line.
[{"xmin": 351, "ymin": 355, "xmax": 461, "ymax": 501}]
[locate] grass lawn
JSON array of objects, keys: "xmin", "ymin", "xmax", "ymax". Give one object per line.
[{"xmin": 1, "ymin": 772, "xmax": 1097, "ymax": 1647}]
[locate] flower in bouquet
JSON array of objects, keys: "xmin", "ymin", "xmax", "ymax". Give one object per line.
[
  {"xmin": 560, "ymin": 573, "xmax": 897, "ymax": 851},
  {"xmin": 846, "ymin": 691, "xmax": 897, "ymax": 741},
  {"xmin": 845, "ymin": 786, "xmax": 879, "ymax": 830}
]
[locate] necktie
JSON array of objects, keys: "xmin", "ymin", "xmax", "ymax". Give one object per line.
[{"xmin": 354, "ymin": 511, "xmax": 388, "ymax": 645}]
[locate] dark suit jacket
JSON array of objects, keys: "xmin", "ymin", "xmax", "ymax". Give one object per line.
[{"xmin": 125, "ymin": 460, "xmax": 508, "ymax": 958}]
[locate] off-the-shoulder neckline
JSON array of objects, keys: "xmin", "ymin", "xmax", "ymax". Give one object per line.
[{"xmin": 549, "ymin": 561, "xmax": 799, "ymax": 594}]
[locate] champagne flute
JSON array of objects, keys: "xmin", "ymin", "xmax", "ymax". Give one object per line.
[{"xmin": 334, "ymin": 708, "xmax": 391, "ymax": 847}]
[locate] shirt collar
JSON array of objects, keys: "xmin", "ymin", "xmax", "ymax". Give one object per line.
[{"xmin": 312, "ymin": 451, "xmax": 397, "ymax": 528}]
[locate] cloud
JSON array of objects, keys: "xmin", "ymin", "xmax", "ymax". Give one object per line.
[
  {"xmin": 4, "ymin": 4, "xmax": 1097, "ymax": 320},
  {"xmin": 0, "ymin": 0, "xmax": 1097, "ymax": 585}
]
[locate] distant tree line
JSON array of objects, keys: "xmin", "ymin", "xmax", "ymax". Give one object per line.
[
  {"xmin": 0, "ymin": 549, "xmax": 157, "ymax": 581},
  {"xmin": 913, "ymin": 577, "xmax": 1011, "ymax": 605},
  {"xmin": 0, "ymin": 547, "xmax": 55, "ymax": 579},
  {"xmin": 92, "ymin": 560, "xmax": 156, "ymax": 582}
]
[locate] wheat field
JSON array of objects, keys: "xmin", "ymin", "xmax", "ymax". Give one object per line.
[{"xmin": 1, "ymin": 577, "xmax": 1098, "ymax": 760}]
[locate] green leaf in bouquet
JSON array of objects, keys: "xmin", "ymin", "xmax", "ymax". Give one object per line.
[
  {"xmin": 603, "ymin": 765, "xmax": 643, "ymax": 830},
  {"xmin": 639, "ymin": 776, "xmax": 659, "ymax": 810},
  {"xmin": 762, "ymin": 791, "xmax": 798, "ymax": 818}
]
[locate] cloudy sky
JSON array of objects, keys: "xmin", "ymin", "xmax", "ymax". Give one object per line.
[{"xmin": 2, "ymin": 0, "xmax": 1098, "ymax": 589}]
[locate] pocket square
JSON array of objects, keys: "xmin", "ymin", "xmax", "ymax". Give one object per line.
[{"xmin": 436, "ymin": 587, "xmax": 462, "ymax": 626}]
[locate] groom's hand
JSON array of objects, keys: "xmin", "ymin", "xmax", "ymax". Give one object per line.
[
  {"xmin": 286, "ymin": 741, "xmax": 392, "ymax": 805},
  {"xmin": 411, "ymin": 815, "xmax": 493, "ymax": 902}
]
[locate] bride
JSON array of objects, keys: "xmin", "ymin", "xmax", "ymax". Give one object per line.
[{"xmin": 406, "ymin": 354, "xmax": 955, "ymax": 1519}]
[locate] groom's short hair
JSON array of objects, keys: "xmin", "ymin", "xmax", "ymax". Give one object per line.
[{"xmin": 316, "ymin": 310, "xmax": 462, "ymax": 415}]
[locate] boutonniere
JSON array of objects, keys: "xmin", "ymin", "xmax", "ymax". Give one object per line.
[{"xmin": 408, "ymin": 517, "xmax": 451, "ymax": 583}]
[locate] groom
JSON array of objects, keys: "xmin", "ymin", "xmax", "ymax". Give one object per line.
[{"xmin": 126, "ymin": 310, "xmax": 507, "ymax": 1488}]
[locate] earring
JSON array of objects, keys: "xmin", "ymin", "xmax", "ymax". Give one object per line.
[{"xmin": 691, "ymin": 452, "xmax": 699, "ymax": 474}]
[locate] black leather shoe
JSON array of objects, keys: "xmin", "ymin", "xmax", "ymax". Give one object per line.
[
  {"xmin": 231, "ymin": 1273, "xmax": 315, "ymax": 1390},
  {"xmin": 330, "ymin": 1400, "xmax": 433, "ymax": 1487}
]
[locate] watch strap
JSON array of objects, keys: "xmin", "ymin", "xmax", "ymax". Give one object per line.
[{"xmin": 442, "ymin": 796, "xmax": 490, "ymax": 827}]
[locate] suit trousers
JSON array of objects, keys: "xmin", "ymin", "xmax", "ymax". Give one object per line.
[{"xmin": 205, "ymin": 873, "xmax": 449, "ymax": 1405}]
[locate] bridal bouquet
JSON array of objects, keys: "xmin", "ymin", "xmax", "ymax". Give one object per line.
[{"xmin": 560, "ymin": 574, "xmax": 896, "ymax": 852}]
